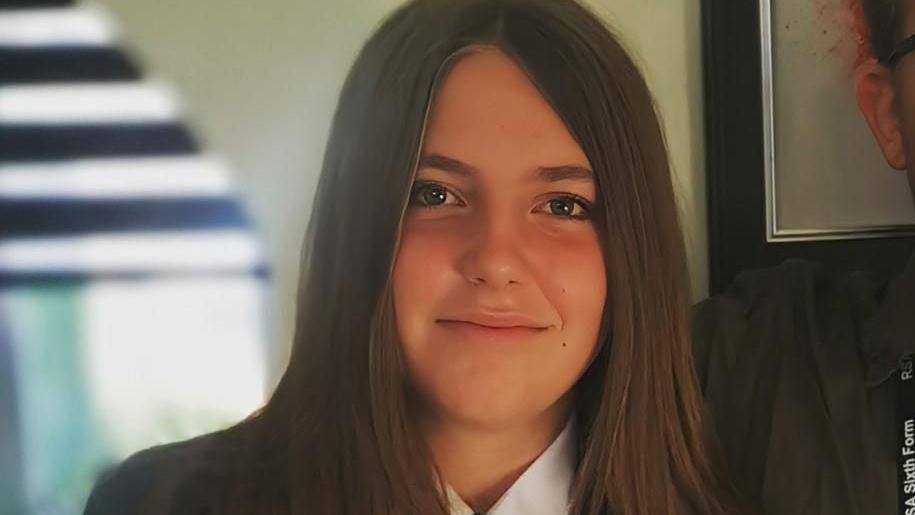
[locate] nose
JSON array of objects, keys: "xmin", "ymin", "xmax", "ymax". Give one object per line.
[{"xmin": 456, "ymin": 212, "xmax": 529, "ymax": 289}]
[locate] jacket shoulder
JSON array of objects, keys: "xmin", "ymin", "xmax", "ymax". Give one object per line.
[
  {"xmin": 691, "ymin": 258, "xmax": 865, "ymax": 389},
  {"xmin": 83, "ymin": 429, "xmax": 239, "ymax": 515}
]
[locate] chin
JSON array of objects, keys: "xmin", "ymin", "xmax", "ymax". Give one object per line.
[
  {"xmin": 443, "ymin": 405, "xmax": 525, "ymax": 429},
  {"xmin": 424, "ymin": 381, "xmax": 543, "ymax": 429}
]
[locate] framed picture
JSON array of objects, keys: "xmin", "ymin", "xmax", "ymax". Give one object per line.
[{"xmin": 702, "ymin": 0, "xmax": 915, "ymax": 293}]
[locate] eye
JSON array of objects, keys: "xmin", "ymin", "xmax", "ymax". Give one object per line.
[
  {"xmin": 409, "ymin": 180, "xmax": 462, "ymax": 208},
  {"xmin": 537, "ymin": 195, "xmax": 592, "ymax": 220}
]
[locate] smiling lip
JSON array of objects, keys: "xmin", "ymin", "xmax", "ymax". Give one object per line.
[
  {"xmin": 437, "ymin": 311, "xmax": 549, "ymax": 332},
  {"xmin": 436, "ymin": 320, "xmax": 546, "ymax": 344}
]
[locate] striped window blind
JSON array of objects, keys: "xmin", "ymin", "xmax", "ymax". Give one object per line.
[{"xmin": 0, "ymin": 1, "xmax": 272, "ymax": 513}]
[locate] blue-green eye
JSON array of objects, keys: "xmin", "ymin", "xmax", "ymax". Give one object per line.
[
  {"xmin": 540, "ymin": 196, "xmax": 591, "ymax": 220},
  {"xmin": 409, "ymin": 181, "xmax": 460, "ymax": 208}
]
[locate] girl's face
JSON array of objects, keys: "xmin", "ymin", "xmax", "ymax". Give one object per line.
[{"xmin": 392, "ymin": 49, "xmax": 606, "ymax": 429}]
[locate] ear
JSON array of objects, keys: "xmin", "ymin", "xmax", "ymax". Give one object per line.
[{"xmin": 855, "ymin": 58, "xmax": 908, "ymax": 170}]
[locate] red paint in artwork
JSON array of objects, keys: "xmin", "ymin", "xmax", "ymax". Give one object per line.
[{"xmin": 809, "ymin": 0, "xmax": 873, "ymax": 69}]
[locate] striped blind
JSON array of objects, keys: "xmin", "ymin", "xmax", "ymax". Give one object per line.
[{"xmin": 0, "ymin": 2, "xmax": 272, "ymax": 513}]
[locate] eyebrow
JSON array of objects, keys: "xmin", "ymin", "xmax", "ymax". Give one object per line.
[{"xmin": 418, "ymin": 153, "xmax": 594, "ymax": 183}]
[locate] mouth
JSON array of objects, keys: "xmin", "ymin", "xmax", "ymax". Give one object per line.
[
  {"xmin": 435, "ymin": 312, "xmax": 550, "ymax": 342},
  {"xmin": 439, "ymin": 310, "xmax": 548, "ymax": 328}
]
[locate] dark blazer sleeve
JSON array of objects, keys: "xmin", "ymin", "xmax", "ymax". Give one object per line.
[
  {"xmin": 692, "ymin": 278, "xmax": 778, "ymax": 505},
  {"xmin": 83, "ymin": 432, "xmax": 233, "ymax": 515},
  {"xmin": 691, "ymin": 260, "xmax": 876, "ymax": 515},
  {"xmin": 84, "ymin": 447, "xmax": 170, "ymax": 514}
]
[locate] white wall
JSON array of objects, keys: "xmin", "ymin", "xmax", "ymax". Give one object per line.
[{"xmin": 94, "ymin": 0, "xmax": 707, "ymax": 386}]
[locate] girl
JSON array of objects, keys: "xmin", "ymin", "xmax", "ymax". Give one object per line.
[{"xmin": 85, "ymin": 0, "xmax": 741, "ymax": 513}]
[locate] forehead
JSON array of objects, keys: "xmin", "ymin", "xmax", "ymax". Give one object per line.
[{"xmin": 421, "ymin": 48, "xmax": 589, "ymax": 169}]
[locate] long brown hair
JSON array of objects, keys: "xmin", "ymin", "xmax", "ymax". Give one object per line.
[{"xmin": 221, "ymin": 0, "xmax": 741, "ymax": 513}]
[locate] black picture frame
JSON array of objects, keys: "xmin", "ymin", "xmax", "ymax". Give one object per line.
[{"xmin": 701, "ymin": 0, "xmax": 915, "ymax": 294}]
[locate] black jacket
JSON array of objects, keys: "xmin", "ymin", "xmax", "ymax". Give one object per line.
[
  {"xmin": 693, "ymin": 252, "xmax": 915, "ymax": 515},
  {"xmin": 83, "ymin": 430, "xmax": 240, "ymax": 515}
]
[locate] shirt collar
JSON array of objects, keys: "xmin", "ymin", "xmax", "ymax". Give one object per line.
[
  {"xmin": 861, "ymin": 251, "xmax": 915, "ymax": 387},
  {"xmin": 445, "ymin": 418, "xmax": 576, "ymax": 515}
]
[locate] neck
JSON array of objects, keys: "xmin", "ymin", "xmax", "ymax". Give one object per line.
[{"xmin": 422, "ymin": 401, "xmax": 570, "ymax": 513}]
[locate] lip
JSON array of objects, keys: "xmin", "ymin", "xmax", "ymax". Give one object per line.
[
  {"xmin": 437, "ymin": 310, "xmax": 549, "ymax": 330},
  {"xmin": 436, "ymin": 321, "xmax": 544, "ymax": 345}
]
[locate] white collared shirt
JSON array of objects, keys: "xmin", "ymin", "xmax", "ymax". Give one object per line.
[{"xmin": 445, "ymin": 420, "xmax": 576, "ymax": 515}]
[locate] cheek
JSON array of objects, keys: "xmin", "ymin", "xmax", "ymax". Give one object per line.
[
  {"xmin": 902, "ymin": 99, "xmax": 915, "ymax": 190},
  {"xmin": 532, "ymin": 227, "xmax": 607, "ymax": 343},
  {"xmin": 904, "ymin": 95, "xmax": 915, "ymax": 159},
  {"xmin": 900, "ymin": 70, "xmax": 915, "ymax": 135},
  {"xmin": 391, "ymin": 221, "xmax": 456, "ymax": 344}
]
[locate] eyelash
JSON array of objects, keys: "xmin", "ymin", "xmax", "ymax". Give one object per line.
[{"xmin": 408, "ymin": 180, "xmax": 593, "ymax": 221}]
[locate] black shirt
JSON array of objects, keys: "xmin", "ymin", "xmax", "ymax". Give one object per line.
[{"xmin": 693, "ymin": 252, "xmax": 915, "ymax": 515}]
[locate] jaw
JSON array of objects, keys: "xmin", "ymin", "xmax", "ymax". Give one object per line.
[
  {"xmin": 907, "ymin": 133, "xmax": 915, "ymax": 205},
  {"xmin": 909, "ymin": 168, "xmax": 915, "ymax": 205},
  {"xmin": 906, "ymin": 121, "xmax": 915, "ymax": 202}
]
